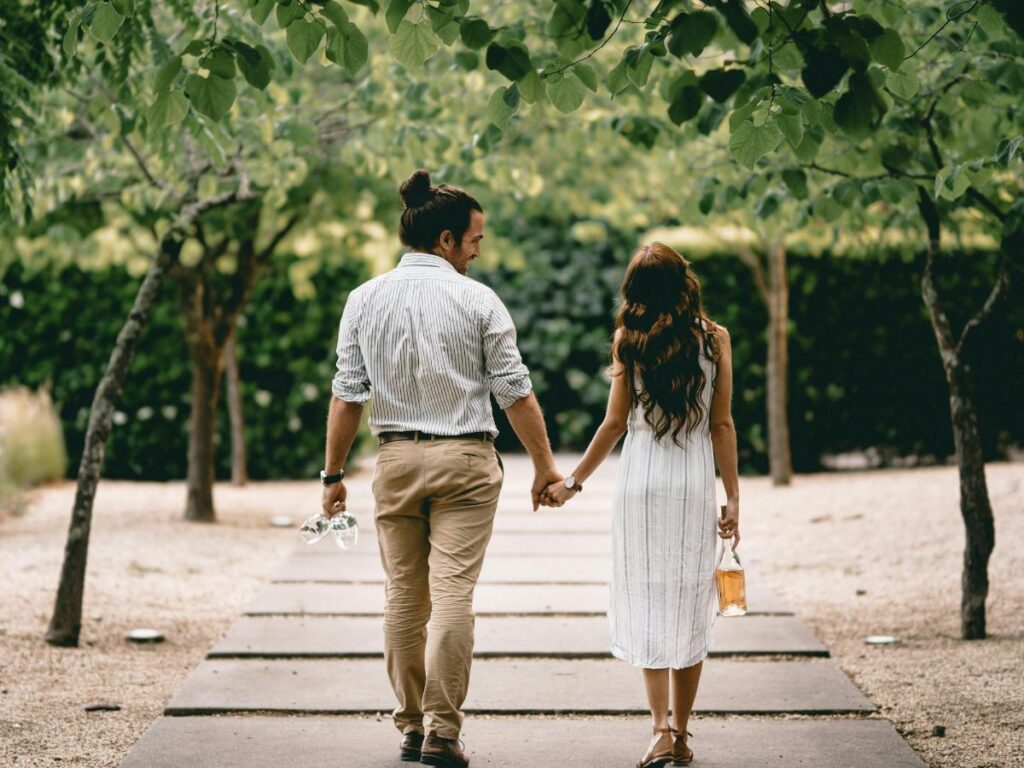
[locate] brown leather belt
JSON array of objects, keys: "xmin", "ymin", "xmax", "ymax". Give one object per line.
[{"xmin": 379, "ymin": 431, "xmax": 493, "ymax": 444}]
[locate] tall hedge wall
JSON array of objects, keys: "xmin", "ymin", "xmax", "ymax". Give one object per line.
[{"xmin": 1, "ymin": 232, "xmax": 1019, "ymax": 480}]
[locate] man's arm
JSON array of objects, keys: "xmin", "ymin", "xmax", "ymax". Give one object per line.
[
  {"xmin": 322, "ymin": 396, "xmax": 364, "ymax": 515},
  {"xmin": 323, "ymin": 289, "xmax": 371, "ymax": 516},
  {"xmin": 504, "ymin": 393, "xmax": 561, "ymax": 511}
]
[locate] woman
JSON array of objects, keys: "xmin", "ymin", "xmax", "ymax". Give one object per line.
[{"xmin": 544, "ymin": 242, "xmax": 740, "ymax": 767}]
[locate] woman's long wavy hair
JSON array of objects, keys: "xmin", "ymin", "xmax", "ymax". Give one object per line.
[{"xmin": 612, "ymin": 242, "xmax": 720, "ymax": 445}]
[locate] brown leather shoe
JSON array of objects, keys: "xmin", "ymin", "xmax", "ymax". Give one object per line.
[
  {"xmin": 419, "ymin": 732, "xmax": 469, "ymax": 768},
  {"xmin": 400, "ymin": 731, "xmax": 424, "ymax": 762},
  {"xmin": 672, "ymin": 730, "xmax": 694, "ymax": 765}
]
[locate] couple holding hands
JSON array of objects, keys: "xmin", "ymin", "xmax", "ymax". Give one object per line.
[{"xmin": 321, "ymin": 170, "xmax": 740, "ymax": 768}]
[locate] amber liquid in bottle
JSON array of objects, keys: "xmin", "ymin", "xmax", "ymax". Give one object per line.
[{"xmin": 715, "ymin": 526, "xmax": 747, "ymax": 617}]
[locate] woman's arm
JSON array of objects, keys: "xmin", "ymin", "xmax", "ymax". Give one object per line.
[
  {"xmin": 709, "ymin": 326, "xmax": 740, "ymax": 545},
  {"xmin": 544, "ymin": 351, "xmax": 631, "ymax": 505}
]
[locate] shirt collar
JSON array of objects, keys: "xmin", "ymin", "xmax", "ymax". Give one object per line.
[{"xmin": 398, "ymin": 252, "xmax": 457, "ymax": 272}]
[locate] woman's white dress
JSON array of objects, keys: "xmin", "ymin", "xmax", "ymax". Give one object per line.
[{"xmin": 609, "ymin": 346, "xmax": 719, "ymax": 669}]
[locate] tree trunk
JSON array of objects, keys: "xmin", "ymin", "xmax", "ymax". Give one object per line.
[
  {"xmin": 183, "ymin": 308, "xmax": 224, "ymax": 523},
  {"xmin": 917, "ymin": 187, "xmax": 998, "ymax": 639},
  {"xmin": 765, "ymin": 241, "xmax": 793, "ymax": 486},
  {"xmin": 225, "ymin": 331, "xmax": 248, "ymax": 486},
  {"xmin": 943, "ymin": 358, "xmax": 994, "ymax": 639},
  {"xmin": 45, "ymin": 239, "xmax": 181, "ymax": 646}
]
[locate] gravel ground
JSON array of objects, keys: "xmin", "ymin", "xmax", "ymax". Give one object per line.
[{"xmin": 1, "ymin": 460, "xmax": 1021, "ymax": 767}]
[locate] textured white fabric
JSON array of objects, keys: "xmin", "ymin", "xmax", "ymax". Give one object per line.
[
  {"xmin": 609, "ymin": 344, "xmax": 719, "ymax": 669},
  {"xmin": 331, "ymin": 252, "xmax": 533, "ymax": 437}
]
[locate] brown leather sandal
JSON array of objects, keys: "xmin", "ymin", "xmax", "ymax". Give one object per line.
[
  {"xmin": 672, "ymin": 730, "xmax": 694, "ymax": 765},
  {"xmin": 637, "ymin": 726, "xmax": 677, "ymax": 768}
]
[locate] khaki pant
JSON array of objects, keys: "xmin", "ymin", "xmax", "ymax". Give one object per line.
[{"xmin": 372, "ymin": 437, "xmax": 503, "ymax": 739}]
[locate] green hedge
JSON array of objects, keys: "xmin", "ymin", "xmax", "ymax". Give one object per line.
[
  {"xmin": 0, "ymin": 255, "xmax": 367, "ymax": 480},
  {"xmin": 1, "ymin": 228, "xmax": 1020, "ymax": 480},
  {"xmin": 475, "ymin": 221, "xmax": 1023, "ymax": 472}
]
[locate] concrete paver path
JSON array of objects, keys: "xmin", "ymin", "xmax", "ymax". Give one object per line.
[{"xmin": 119, "ymin": 454, "xmax": 924, "ymax": 767}]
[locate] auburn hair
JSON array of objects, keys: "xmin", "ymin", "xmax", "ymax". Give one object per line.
[{"xmin": 612, "ymin": 242, "xmax": 720, "ymax": 444}]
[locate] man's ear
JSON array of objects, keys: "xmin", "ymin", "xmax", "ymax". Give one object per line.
[{"xmin": 439, "ymin": 229, "xmax": 454, "ymax": 251}]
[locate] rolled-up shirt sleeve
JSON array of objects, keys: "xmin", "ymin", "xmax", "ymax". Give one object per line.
[
  {"xmin": 331, "ymin": 289, "xmax": 371, "ymax": 404},
  {"xmin": 481, "ymin": 290, "xmax": 532, "ymax": 410}
]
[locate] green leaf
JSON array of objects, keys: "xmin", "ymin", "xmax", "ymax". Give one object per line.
[
  {"xmin": 667, "ymin": 11, "xmax": 718, "ymax": 57},
  {"xmin": 991, "ymin": 0, "xmax": 1024, "ymax": 37},
  {"xmin": 326, "ymin": 23, "xmax": 369, "ymax": 74},
  {"xmin": 884, "ymin": 69, "xmax": 918, "ymax": 101},
  {"xmin": 782, "ymin": 169, "xmax": 809, "ymax": 199},
  {"xmin": 995, "ymin": 136, "xmax": 1023, "ymax": 168},
  {"xmin": 277, "ymin": 2, "xmax": 305, "ymax": 27},
  {"xmin": 286, "ymin": 18, "xmax": 325, "ymax": 63},
  {"xmin": 935, "ymin": 165, "xmax": 971, "ymax": 201},
  {"xmin": 777, "ymin": 112, "xmax": 804, "ymax": 148},
  {"xmin": 184, "ymin": 72, "xmax": 237, "ymax": 121},
  {"xmin": 147, "ymin": 89, "xmax": 189, "ymax": 130},
  {"xmin": 625, "ymin": 47, "xmax": 654, "ymax": 88},
  {"xmin": 547, "ymin": 72, "xmax": 587, "ymax": 113},
  {"xmin": 728, "ymin": 120, "xmax": 782, "ymax": 170},
  {"xmin": 250, "ymin": 0, "xmax": 274, "ymax": 25},
  {"xmin": 386, "ymin": 0, "xmax": 414, "ymax": 34},
  {"xmin": 454, "ymin": 50, "xmax": 479, "ymax": 71},
  {"xmin": 88, "ymin": 3, "xmax": 124, "ymax": 44},
  {"xmin": 868, "ymin": 28, "xmax": 904, "ymax": 70},
  {"xmin": 390, "ymin": 21, "xmax": 439, "ymax": 71},
  {"xmin": 319, "ymin": 0, "xmax": 349, "ymax": 30},
  {"xmin": 668, "ymin": 86, "xmax": 703, "ymax": 125},
  {"xmin": 154, "ymin": 56, "xmax": 182, "ymax": 92},
  {"xmin": 486, "ymin": 86, "xmax": 518, "ymax": 130},
  {"xmin": 111, "ymin": 0, "xmax": 134, "ymax": 15},
  {"xmin": 459, "ymin": 17, "xmax": 494, "ymax": 49},
  {"xmin": 698, "ymin": 69, "xmax": 746, "ymax": 103},
  {"xmin": 485, "ymin": 42, "xmax": 532, "ymax": 82},
  {"xmin": 833, "ymin": 72, "xmax": 887, "ymax": 138},
  {"xmin": 182, "ymin": 39, "xmax": 207, "ymax": 56},
  {"xmin": 205, "ymin": 47, "xmax": 236, "ymax": 78},
  {"xmin": 236, "ymin": 42, "xmax": 275, "ymax": 89},
  {"xmin": 575, "ymin": 63, "xmax": 598, "ymax": 92},
  {"xmin": 802, "ymin": 46, "xmax": 848, "ymax": 98},
  {"xmin": 63, "ymin": 15, "xmax": 81, "ymax": 59},
  {"xmin": 606, "ymin": 60, "xmax": 630, "ymax": 96},
  {"xmin": 518, "ymin": 69, "xmax": 546, "ymax": 103},
  {"xmin": 714, "ymin": 0, "xmax": 758, "ymax": 45}
]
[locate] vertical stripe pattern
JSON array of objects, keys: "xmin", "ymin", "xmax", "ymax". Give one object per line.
[
  {"xmin": 609, "ymin": 344, "xmax": 719, "ymax": 669},
  {"xmin": 331, "ymin": 253, "xmax": 533, "ymax": 437}
]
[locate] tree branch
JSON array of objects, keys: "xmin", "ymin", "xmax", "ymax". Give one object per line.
[
  {"xmin": 917, "ymin": 186, "xmax": 958, "ymax": 367},
  {"xmin": 958, "ymin": 257, "xmax": 1010, "ymax": 355},
  {"xmin": 904, "ymin": 0, "xmax": 980, "ymax": 61},
  {"xmin": 542, "ymin": 0, "xmax": 634, "ymax": 79}
]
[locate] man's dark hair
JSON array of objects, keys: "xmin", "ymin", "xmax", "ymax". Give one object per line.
[{"xmin": 398, "ymin": 169, "xmax": 482, "ymax": 251}]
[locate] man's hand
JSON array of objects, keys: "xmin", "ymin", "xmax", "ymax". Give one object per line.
[
  {"xmin": 531, "ymin": 469, "xmax": 563, "ymax": 511},
  {"xmin": 322, "ymin": 481, "xmax": 347, "ymax": 517}
]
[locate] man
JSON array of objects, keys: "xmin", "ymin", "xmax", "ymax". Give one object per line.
[{"xmin": 321, "ymin": 169, "xmax": 561, "ymax": 768}]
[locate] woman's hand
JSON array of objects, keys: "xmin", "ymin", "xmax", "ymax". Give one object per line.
[
  {"xmin": 717, "ymin": 499, "xmax": 739, "ymax": 547},
  {"xmin": 542, "ymin": 481, "xmax": 578, "ymax": 507}
]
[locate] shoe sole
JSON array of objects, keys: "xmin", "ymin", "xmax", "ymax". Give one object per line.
[
  {"xmin": 400, "ymin": 751, "xmax": 421, "ymax": 762},
  {"xmin": 420, "ymin": 754, "xmax": 467, "ymax": 768}
]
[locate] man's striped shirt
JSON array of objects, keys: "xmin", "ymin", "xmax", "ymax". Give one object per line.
[{"xmin": 331, "ymin": 252, "xmax": 533, "ymax": 437}]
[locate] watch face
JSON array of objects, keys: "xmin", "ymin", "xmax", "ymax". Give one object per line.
[{"xmin": 565, "ymin": 476, "xmax": 576, "ymax": 489}]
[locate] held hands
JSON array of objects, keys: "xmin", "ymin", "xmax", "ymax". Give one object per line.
[
  {"xmin": 531, "ymin": 469, "xmax": 564, "ymax": 511},
  {"xmin": 717, "ymin": 498, "xmax": 740, "ymax": 548},
  {"xmin": 541, "ymin": 480, "xmax": 578, "ymax": 507}
]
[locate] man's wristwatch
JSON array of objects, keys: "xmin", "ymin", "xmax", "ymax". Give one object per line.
[
  {"xmin": 320, "ymin": 469, "xmax": 345, "ymax": 486},
  {"xmin": 564, "ymin": 475, "xmax": 583, "ymax": 493}
]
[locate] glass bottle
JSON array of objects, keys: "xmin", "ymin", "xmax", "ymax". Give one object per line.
[
  {"xmin": 299, "ymin": 512, "xmax": 331, "ymax": 544},
  {"xmin": 715, "ymin": 536, "xmax": 747, "ymax": 617},
  {"xmin": 330, "ymin": 511, "xmax": 359, "ymax": 550}
]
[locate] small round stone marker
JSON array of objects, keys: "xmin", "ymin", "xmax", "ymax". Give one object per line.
[
  {"xmin": 126, "ymin": 628, "xmax": 165, "ymax": 643},
  {"xmin": 864, "ymin": 634, "xmax": 898, "ymax": 645},
  {"xmin": 269, "ymin": 516, "xmax": 293, "ymax": 528}
]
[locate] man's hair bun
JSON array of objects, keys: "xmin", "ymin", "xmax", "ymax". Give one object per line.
[{"xmin": 400, "ymin": 169, "xmax": 433, "ymax": 208}]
